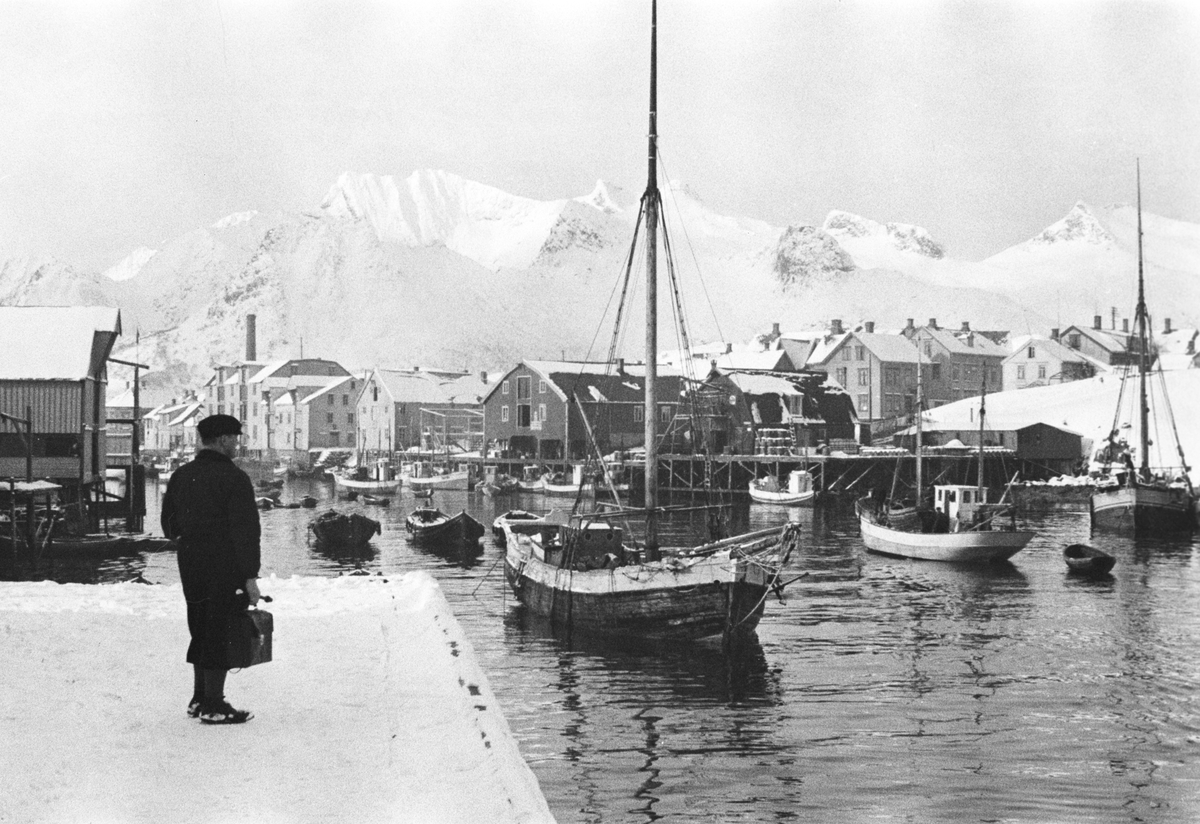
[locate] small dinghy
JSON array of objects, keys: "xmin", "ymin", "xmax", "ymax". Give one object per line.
[
  {"xmin": 405, "ymin": 507, "xmax": 485, "ymax": 547},
  {"xmin": 1063, "ymin": 543, "xmax": 1115, "ymax": 575},
  {"xmin": 361, "ymin": 494, "xmax": 392, "ymax": 507},
  {"xmin": 308, "ymin": 510, "xmax": 381, "ymax": 547}
]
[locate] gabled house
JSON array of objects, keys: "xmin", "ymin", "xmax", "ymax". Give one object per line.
[
  {"xmin": 0, "ymin": 306, "xmax": 122, "ymax": 518},
  {"xmin": 1003, "ymin": 334, "xmax": 1095, "ymax": 390},
  {"xmin": 357, "ymin": 368, "xmax": 460, "ymax": 456},
  {"xmin": 143, "ymin": 397, "xmax": 204, "ymax": 455},
  {"xmin": 905, "ymin": 320, "xmax": 1006, "ymax": 403},
  {"xmin": 482, "ymin": 360, "xmax": 685, "ymax": 461},
  {"xmin": 243, "ymin": 358, "xmax": 351, "ymax": 457},
  {"xmin": 296, "ymin": 374, "xmax": 362, "ymax": 450},
  {"xmin": 804, "ymin": 319, "xmax": 922, "ymax": 426},
  {"xmin": 698, "ymin": 368, "xmax": 857, "ymax": 455},
  {"xmin": 1059, "ymin": 313, "xmax": 1142, "ymax": 367}
]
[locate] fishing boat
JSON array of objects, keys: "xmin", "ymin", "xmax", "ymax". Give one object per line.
[
  {"xmin": 308, "ymin": 510, "xmax": 381, "ymax": 547},
  {"xmin": 749, "ymin": 469, "xmax": 816, "ymax": 506},
  {"xmin": 406, "ymin": 462, "xmax": 474, "ymax": 492},
  {"xmin": 492, "ymin": 509, "xmax": 564, "ymax": 545},
  {"xmin": 503, "ymin": 2, "xmax": 797, "ymax": 642},
  {"xmin": 542, "ymin": 465, "xmax": 595, "ymax": 498},
  {"xmin": 857, "ymin": 342, "xmax": 1034, "ymax": 564},
  {"xmin": 333, "ymin": 458, "xmax": 402, "ymax": 495},
  {"xmin": 405, "ymin": 507, "xmax": 485, "ymax": 547},
  {"xmin": 1063, "ymin": 543, "xmax": 1116, "ymax": 575},
  {"xmin": 515, "ymin": 465, "xmax": 546, "ymax": 493},
  {"xmin": 1090, "ymin": 165, "xmax": 1196, "ymax": 533}
]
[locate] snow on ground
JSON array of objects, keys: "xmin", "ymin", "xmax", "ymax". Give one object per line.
[
  {"xmin": 0, "ymin": 573, "xmax": 554, "ymax": 824},
  {"xmin": 924, "ymin": 369, "xmax": 1200, "ymax": 479}
]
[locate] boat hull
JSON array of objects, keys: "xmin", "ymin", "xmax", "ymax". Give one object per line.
[
  {"xmin": 407, "ymin": 472, "xmax": 472, "ymax": 492},
  {"xmin": 503, "ymin": 525, "xmax": 793, "ymax": 639},
  {"xmin": 1063, "ymin": 543, "xmax": 1116, "ymax": 575},
  {"xmin": 1090, "ymin": 485, "xmax": 1195, "ymax": 532},
  {"xmin": 333, "ymin": 476, "xmax": 402, "ymax": 494},
  {"xmin": 859, "ymin": 515, "xmax": 1033, "ymax": 563},
  {"xmin": 308, "ymin": 512, "xmax": 381, "ymax": 546},
  {"xmin": 406, "ymin": 511, "xmax": 485, "ymax": 547},
  {"xmin": 748, "ymin": 486, "xmax": 815, "ymax": 506}
]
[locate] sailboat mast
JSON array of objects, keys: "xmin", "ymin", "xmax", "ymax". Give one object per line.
[
  {"xmin": 1136, "ymin": 160, "xmax": 1150, "ymax": 478},
  {"xmin": 643, "ymin": 0, "xmax": 660, "ymax": 550},
  {"xmin": 978, "ymin": 374, "xmax": 986, "ymax": 494},
  {"xmin": 915, "ymin": 335, "xmax": 923, "ymax": 501}
]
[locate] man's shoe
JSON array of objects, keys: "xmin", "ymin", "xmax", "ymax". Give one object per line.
[
  {"xmin": 187, "ymin": 697, "xmax": 203, "ymax": 718},
  {"xmin": 199, "ymin": 699, "xmax": 253, "ymax": 725}
]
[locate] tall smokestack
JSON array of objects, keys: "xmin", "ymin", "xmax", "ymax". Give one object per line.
[{"xmin": 246, "ymin": 314, "xmax": 257, "ymax": 362}]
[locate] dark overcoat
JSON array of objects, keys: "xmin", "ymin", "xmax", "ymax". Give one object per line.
[{"xmin": 161, "ymin": 449, "xmax": 261, "ymax": 669}]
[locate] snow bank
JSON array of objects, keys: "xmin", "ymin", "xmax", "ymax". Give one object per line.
[{"xmin": 0, "ymin": 573, "xmax": 554, "ymax": 824}]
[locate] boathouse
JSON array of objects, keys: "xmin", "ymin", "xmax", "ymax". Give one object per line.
[
  {"xmin": 896, "ymin": 419, "xmax": 1083, "ymax": 475},
  {"xmin": 356, "ymin": 368, "xmax": 483, "ymax": 456},
  {"xmin": 697, "ymin": 368, "xmax": 857, "ymax": 455},
  {"xmin": 0, "ymin": 306, "xmax": 122, "ymax": 524},
  {"xmin": 482, "ymin": 360, "xmax": 685, "ymax": 461}
]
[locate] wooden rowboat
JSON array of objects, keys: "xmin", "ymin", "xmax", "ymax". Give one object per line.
[{"xmin": 1063, "ymin": 543, "xmax": 1115, "ymax": 575}]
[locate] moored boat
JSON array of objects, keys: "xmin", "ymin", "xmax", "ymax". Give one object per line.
[
  {"xmin": 308, "ymin": 510, "xmax": 381, "ymax": 547},
  {"xmin": 503, "ymin": 2, "xmax": 796, "ymax": 642},
  {"xmin": 492, "ymin": 509, "xmax": 564, "ymax": 545},
  {"xmin": 405, "ymin": 507, "xmax": 485, "ymax": 547},
  {"xmin": 749, "ymin": 469, "xmax": 816, "ymax": 506},
  {"xmin": 1063, "ymin": 543, "xmax": 1116, "ymax": 575},
  {"xmin": 1089, "ymin": 165, "xmax": 1196, "ymax": 534},
  {"xmin": 406, "ymin": 462, "xmax": 474, "ymax": 492}
]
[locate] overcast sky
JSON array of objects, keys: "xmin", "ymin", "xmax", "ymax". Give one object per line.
[{"xmin": 2, "ymin": 0, "xmax": 1198, "ymax": 273}]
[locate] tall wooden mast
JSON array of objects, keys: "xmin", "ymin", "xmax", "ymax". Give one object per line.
[
  {"xmin": 643, "ymin": 0, "xmax": 660, "ymax": 552},
  {"xmin": 1135, "ymin": 159, "xmax": 1150, "ymax": 479}
]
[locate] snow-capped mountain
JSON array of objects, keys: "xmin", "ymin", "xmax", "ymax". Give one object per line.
[{"xmin": 2, "ymin": 172, "xmax": 1197, "ymax": 391}]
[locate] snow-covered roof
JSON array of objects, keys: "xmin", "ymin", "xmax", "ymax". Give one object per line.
[
  {"xmin": 373, "ymin": 369, "xmax": 452, "ymax": 404},
  {"xmin": 805, "ymin": 332, "xmax": 852, "ymax": 366},
  {"xmin": 923, "ymin": 327, "xmax": 1007, "ymax": 358},
  {"xmin": 1004, "ymin": 335, "xmax": 1091, "ymax": 365},
  {"xmin": 0, "ymin": 306, "xmax": 121, "ymax": 380},
  {"xmin": 708, "ymin": 350, "xmax": 793, "ymax": 371},
  {"xmin": 166, "ymin": 402, "xmax": 204, "ymax": 427},
  {"xmin": 1063, "ymin": 324, "xmax": 1131, "ymax": 354},
  {"xmin": 486, "ymin": 360, "xmax": 686, "ymax": 405},
  {"xmin": 247, "ymin": 359, "xmax": 291, "ymax": 385},
  {"xmin": 299, "ymin": 374, "xmax": 357, "ymax": 405}
]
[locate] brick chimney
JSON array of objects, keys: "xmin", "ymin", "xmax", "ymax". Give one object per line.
[
  {"xmin": 1050, "ymin": 328, "xmax": 1059, "ymax": 341},
  {"xmin": 831, "ymin": 318, "xmax": 844, "ymax": 335},
  {"xmin": 1123, "ymin": 318, "xmax": 1129, "ymax": 333},
  {"xmin": 928, "ymin": 318, "xmax": 938, "ymax": 330},
  {"xmin": 864, "ymin": 321, "xmax": 875, "ymax": 334},
  {"xmin": 479, "ymin": 370, "xmax": 488, "ymax": 383},
  {"xmin": 1164, "ymin": 318, "xmax": 1172, "ymax": 334},
  {"xmin": 1111, "ymin": 307, "xmax": 1118, "ymax": 329},
  {"xmin": 246, "ymin": 314, "xmax": 257, "ymax": 361},
  {"xmin": 617, "ymin": 358, "xmax": 625, "ymax": 374},
  {"xmin": 772, "ymin": 322, "xmax": 780, "ymax": 336},
  {"xmin": 961, "ymin": 321, "xmax": 970, "ymax": 332},
  {"xmin": 1094, "ymin": 315, "xmax": 1102, "ymax": 330}
]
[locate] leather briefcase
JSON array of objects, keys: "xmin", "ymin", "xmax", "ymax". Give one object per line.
[{"xmin": 227, "ymin": 608, "xmax": 273, "ymax": 669}]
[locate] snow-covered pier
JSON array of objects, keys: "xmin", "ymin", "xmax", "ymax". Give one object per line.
[{"xmin": 0, "ymin": 573, "xmax": 555, "ymax": 824}]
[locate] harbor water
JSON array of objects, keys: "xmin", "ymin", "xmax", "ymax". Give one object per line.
[{"xmin": 13, "ymin": 477, "xmax": 1200, "ymax": 823}]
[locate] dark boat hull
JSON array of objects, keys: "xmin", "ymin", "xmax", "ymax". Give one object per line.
[
  {"xmin": 308, "ymin": 512, "xmax": 381, "ymax": 546},
  {"xmin": 1063, "ymin": 543, "xmax": 1116, "ymax": 575},
  {"xmin": 1090, "ymin": 485, "xmax": 1195, "ymax": 533},
  {"xmin": 406, "ymin": 511, "xmax": 485, "ymax": 547}
]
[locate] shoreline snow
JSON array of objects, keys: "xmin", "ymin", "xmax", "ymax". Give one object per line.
[{"xmin": 1, "ymin": 573, "xmax": 555, "ymax": 824}]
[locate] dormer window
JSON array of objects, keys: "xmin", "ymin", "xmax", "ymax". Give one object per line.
[{"xmin": 1028, "ymin": 346, "xmax": 1036, "ymax": 358}]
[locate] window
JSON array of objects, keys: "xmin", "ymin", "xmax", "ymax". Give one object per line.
[
  {"xmin": 856, "ymin": 345, "xmax": 865, "ymax": 361},
  {"xmin": 502, "ymin": 406, "xmax": 510, "ymax": 422},
  {"xmin": 252, "ymin": 425, "xmax": 258, "ymax": 439},
  {"xmin": 1028, "ymin": 346, "xmax": 1036, "ymax": 359},
  {"xmin": 835, "ymin": 367, "xmax": 848, "ymax": 386},
  {"xmin": 1017, "ymin": 365, "xmax": 1026, "ymax": 380},
  {"xmin": 952, "ymin": 365, "xmax": 961, "ymax": 381},
  {"xmin": 217, "ymin": 386, "xmax": 225, "ymax": 401},
  {"xmin": 538, "ymin": 404, "xmax": 547, "ymax": 423},
  {"xmin": 858, "ymin": 368, "xmax": 869, "ymax": 386},
  {"xmin": 857, "ymin": 395, "xmax": 868, "ymax": 412},
  {"xmin": 539, "ymin": 380, "xmax": 547, "ymax": 394},
  {"xmin": 516, "ymin": 376, "xmax": 531, "ymax": 427},
  {"xmin": 924, "ymin": 342, "xmax": 932, "ymax": 357},
  {"xmin": 1069, "ymin": 333, "xmax": 1081, "ymax": 349},
  {"xmin": 930, "ymin": 363, "xmax": 942, "ymax": 380},
  {"xmin": 372, "ymin": 386, "xmax": 378, "ymax": 402},
  {"xmin": 660, "ymin": 405, "xmax": 671, "ymax": 423},
  {"xmin": 502, "ymin": 381, "xmax": 510, "ymax": 395},
  {"xmin": 342, "ymin": 394, "xmax": 349, "ymax": 406},
  {"xmin": 328, "ymin": 395, "xmax": 334, "ymax": 406},
  {"xmin": 1037, "ymin": 365, "xmax": 1046, "ymax": 379},
  {"xmin": 842, "ymin": 347, "xmax": 852, "ymax": 361},
  {"xmin": 347, "ymin": 413, "xmax": 354, "ymax": 425},
  {"xmin": 634, "ymin": 405, "xmax": 644, "ymax": 422},
  {"xmin": 326, "ymin": 412, "xmax": 334, "ymax": 423}
]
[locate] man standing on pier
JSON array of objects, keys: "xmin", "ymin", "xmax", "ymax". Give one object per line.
[{"xmin": 161, "ymin": 414, "xmax": 262, "ymax": 724}]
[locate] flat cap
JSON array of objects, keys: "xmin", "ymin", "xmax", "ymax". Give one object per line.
[{"xmin": 197, "ymin": 414, "xmax": 243, "ymax": 439}]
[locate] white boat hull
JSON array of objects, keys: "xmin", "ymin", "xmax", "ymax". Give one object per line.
[
  {"xmin": 859, "ymin": 514, "xmax": 1033, "ymax": 563},
  {"xmin": 333, "ymin": 475, "xmax": 402, "ymax": 494},
  {"xmin": 1090, "ymin": 484, "xmax": 1195, "ymax": 532},
  {"xmin": 408, "ymin": 471, "xmax": 472, "ymax": 491},
  {"xmin": 748, "ymin": 486, "xmax": 815, "ymax": 506}
]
